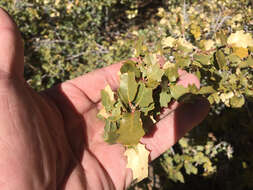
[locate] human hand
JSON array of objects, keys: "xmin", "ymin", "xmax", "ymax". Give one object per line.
[{"xmin": 0, "ymin": 8, "xmax": 209, "ymax": 190}]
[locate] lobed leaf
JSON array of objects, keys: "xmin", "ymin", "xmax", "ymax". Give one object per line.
[
  {"xmin": 170, "ymin": 85, "xmax": 189, "ymax": 100},
  {"xmin": 124, "ymin": 143, "xmax": 150, "ymax": 182},
  {"xmin": 120, "ymin": 60, "xmax": 141, "ymax": 78},
  {"xmin": 160, "ymin": 91, "xmax": 172, "ymax": 107},
  {"xmin": 164, "ymin": 64, "xmax": 178, "ymax": 82},
  {"xmin": 117, "ymin": 111, "xmax": 145, "ymax": 145},
  {"xmin": 194, "ymin": 54, "xmax": 211, "ymax": 65},
  {"xmin": 230, "ymin": 95, "xmax": 245, "ymax": 108}
]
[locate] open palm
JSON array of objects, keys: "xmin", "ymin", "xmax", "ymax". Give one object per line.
[{"xmin": 0, "ymin": 9, "xmax": 209, "ymax": 190}]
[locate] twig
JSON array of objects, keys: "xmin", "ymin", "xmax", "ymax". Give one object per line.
[
  {"xmin": 207, "ymin": 11, "xmax": 222, "ymax": 37},
  {"xmin": 25, "ymin": 62, "xmax": 37, "ymax": 71},
  {"xmin": 156, "ymin": 107, "xmax": 177, "ymax": 122},
  {"xmin": 215, "ymin": 16, "xmax": 232, "ymax": 32},
  {"xmin": 181, "ymin": 0, "xmax": 188, "ymax": 38},
  {"xmin": 213, "ymin": 11, "xmax": 222, "ymax": 32},
  {"xmin": 66, "ymin": 52, "xmax": 85, "ymax": 61},
  {"xmin": 34, "ymin": 39, "xmax": 73, "ymax": 45},
  {"xmin": 170, "ymin": 147, "xmax": 175, "ymax": 155}
]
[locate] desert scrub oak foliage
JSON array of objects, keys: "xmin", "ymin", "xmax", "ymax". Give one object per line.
[
  {"xmin": 100, "ymin": 22, "xmax": 253, "ymax": 188},
  {"xmin": 0, "ymin": 0, "xmax": 137, "ymax": 90},
  {"xmin": 1, "ymin": 0, "xmax": 253, "ymax": 189},
  {"xmin": 127, "ymin": 1, "xmax": 253, "ymax": 189},
  {"xmin": 103, "ymin": 0, "xmax": 253, "ymax": 189},
  {"xmin": 97, "ymin": 52, "xmax": 213, "ymax": 182}
]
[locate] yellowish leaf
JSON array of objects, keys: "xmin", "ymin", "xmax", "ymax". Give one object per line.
[
  {"xmin": 55, "ymin": 0, "xmax": 60, "ymax": 6},
  {"xmin": 162, "ymin": 37, "xmax": 175, "ymax": 48},
  {"xmin": 66, "ymin": 3, "xmax": 73, "ymax": 13},
  {"xmin": 159, "ymin": 18, "xmax": 172, "ymax": 29},
  {"xmin": 44, "ymin": 0, "xmax": 50, "ymax": 4},
  {"xmin": 190, "ymin": 24, "xmax": 201, "ymax": 40},
  {"xmin": 233, "ymin": 47, "xmax": 249, "ymax": 59},
  {"xmin": 160, "ymin": 18, "xmax": 167, "ymax": 25},
  {"xmin": 50, "ymin": 11, "xmax": 60, "ymax": 17},
  {"xmin": 227, "ymin": 30, "xmax": 253, "ymax": 48},
  {"xmin": 162, "ymin": 61, "xmax": 173, "ymax": 69},
  {"xmin": 177, "ymin": 38, "xmax": 195, "ymax": 50},
  {"xmin": 220, "ymin": 92, "xmax": 234, "ymax": 107},
  {"xmin": 157, "ymin": 7, "xmax": 165, "ymax": 17},
  {"xmin": 104, "ymin": 85, "xmax": 114, "ymax": 102},
  {"xmin": 203, "ymin": 40, "xmax": 215, "ymax": 51},
  {"xmin": 124, "ymin": 143, "xmax": 150, "ymax": 182},
  {"xmin": 233, "ymin": 14, "xmax": 243, "ymax": 22},
  {"xmin": 132, "ymin": 31, "xmax": 139, "ymax": 36},
  {"xmin": 97, "ymin": 107, "xmax": 109, "ymax": 119}
]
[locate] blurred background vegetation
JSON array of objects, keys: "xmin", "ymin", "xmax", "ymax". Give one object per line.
[{"xmin": 0, "ymin": 0, "xmax": 253, "ymax": 189}]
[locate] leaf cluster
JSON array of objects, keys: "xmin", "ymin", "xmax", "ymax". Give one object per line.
[{"xmin": 98, "ymin": 49, "xmax": 212, "ymax": 146}]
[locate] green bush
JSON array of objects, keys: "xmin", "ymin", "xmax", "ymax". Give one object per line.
[
  {"xmin": 0, "ymin": 0, "xmax": 138, "ymax": 90},
  {"xmin": 128, "ymin": 1, "xmax": 253, "ymax": 189}
]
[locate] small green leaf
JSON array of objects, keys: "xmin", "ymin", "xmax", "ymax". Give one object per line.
[
  {"xmin": 107, "ymin": 112, "xmax": 121, "ymax": 122},
  {"xmin": 229, "ymin": 74, "xmax": 238, "ymax": 85},
  {"xmin": 230, "ymin": 95, "xmax": 245, "ymax": 108},
  {"xmin": 140, "ymin": 103, "xmax": 155, "ymax": 116},
  {"xmin": 245, "ymin": 56, "xmax": 253, "ymax": 67},
  {"xmin": 184, "ymin": 162, "xmax": 198, "ymax": 175},
  {"xmin": 117, "ymin": 111, "xmax": 145, "ymax": 145},
  {"xmin": 145, "ymin": 79, "xmax": 160, "ymax": 89},
  {"xmin": 145, "ymin": 63, "xmax": 164, "ymax": 88},
  {"xmin": 216, "ymin": 30, "xmax": 227, "ymax": 46},
  {"xmin": 170, "ymin": 85, "xmax": 189, "ymax": 100},
  {"xmin": 174, "ymin": 171, "xmax": 185, "ymax": 183},
  {"xmin": 160, "ymin": 91, "xmax": 172, "ymax": 107},
  {"xmin": 179, "ymin": 138, "xmax": 188, "ymax": 148},
  {"xmin": 207, "ymin": 95, "xmax": 214, "ymax": 104},
  {"xmin": 146, "ymin": 53, "xmax": 157, "ymax": 65},
  {"xmin": 101, "ymin": 90, "xmax": 114, "ymax": 112},
  {"xmin": 216, "ymin": 50, "xmax": 227, "ymax": 70},
  {"xmin": 104, "ymin": 120, "xmax": 119, "ymax": 144},
  {"xmin": 118, "ymin": 72, "xmax": 138, "ymax": 106},
  {"xmin": 228, "ymin": 54, "xmax": 241, "ymax": 63},
  {"xmin": 195, "ymin": 69, "xmax": 201, "ymax": 80},
  {"xmin": 194, "ymin": 54, "xmax": 211, "ymax": 65},
  {"xmin": 245, "ymin": 88, "xmax": 253, "ymax": 96},
  {"xmin": 147, "ymin": 64, "xmax": 164, "ymax": 82},
  {"xmin": 176, "ymin": 57, "xmax": 191, "ymax": 68},
  {"xmin": 188, "ymin": 84, "xmax": 199, "ymax": 94},
  {"xmin": 110, "ymin": 101, "xmax": 122, "ymax": 118},
  {"xmin": 198, "ymin": 86, "xmax": 216, "ymax": 94},
  {"xmin": 134, "ymin": 83, "xmax": 154, "ymax": 108},
  {"xmin": 120, "ymin": 60, "xmax": 141, "ymax": 78},
  {"xmin": 164, "ymin": 65, "xmax": 178, "ymax": 82},
  {"xmin": 135, "ymin": 35, "xmax": 144, "ymax": 56}
]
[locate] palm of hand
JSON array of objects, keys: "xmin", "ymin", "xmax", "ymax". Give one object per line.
[
  {"xmin": 1, "ymin": 64, "xmax": 130, "ymax": 189},
  {"xmin": 43, "ymin": 64, "xmax": 132, "ymax": 190},
  {"xmin": 0, "ymin": 8, "xmax": 209, "ymax": 190}
]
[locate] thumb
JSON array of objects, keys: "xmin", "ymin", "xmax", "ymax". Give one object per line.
[{"xmin": 0, "ymin": 8, "xmax": 24, "ymax": 79}]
